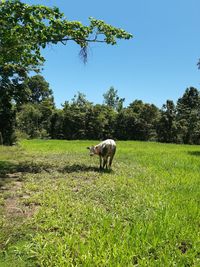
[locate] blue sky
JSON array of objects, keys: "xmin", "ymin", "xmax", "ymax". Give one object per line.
[{"xmin": 25, "ymin": 0, "xmax": 200, "ymax": 108}]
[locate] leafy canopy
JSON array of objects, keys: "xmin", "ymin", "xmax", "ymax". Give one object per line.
[{"xmin": 0, "ymin": 0, "xmax": 133, "ymax": 74}]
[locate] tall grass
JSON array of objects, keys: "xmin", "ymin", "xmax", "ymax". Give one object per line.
[{"xmin": 0, "ymin": 140, "xmax": 199, "ymax": 266}]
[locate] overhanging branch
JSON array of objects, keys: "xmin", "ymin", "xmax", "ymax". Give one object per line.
[{"xmin": 0, "ymin": 37, "xmax": 107, "ymax": 54}]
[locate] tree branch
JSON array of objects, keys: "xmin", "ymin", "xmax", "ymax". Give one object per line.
[{"xmin": 0, "ymin": 37, "xmax": 107, "ymax": 53}]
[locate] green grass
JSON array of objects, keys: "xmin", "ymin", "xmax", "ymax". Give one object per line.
[{"xmin": 0, "ymin": 140, "xmax": 200, "ymax": 266}]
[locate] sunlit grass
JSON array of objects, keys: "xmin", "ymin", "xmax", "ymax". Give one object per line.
[{"xmin": 0, "ymin": 140, "xmax": 200, "ymax": 266}]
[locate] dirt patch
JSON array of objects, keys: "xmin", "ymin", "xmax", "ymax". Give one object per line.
[
  {"xmin": 5, "ymin": 196, "xmax": 23, "ymax": 217},
  {"xmin": 0, "ymin": 177, "xmax": 40, "ymax": 251},
  {"xmin": 3, "ymin": 179, "xmax": 39, "ymax": 220},
  {"xmin": 6, "ymin": 172, "xmax": 23, "ymax": 179},
  {"xmin": 4, "ymin": 180, "xmax": 23, "ymax": 218}
]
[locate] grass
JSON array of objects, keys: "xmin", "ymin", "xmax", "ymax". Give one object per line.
[{"xmin": 0, "ymin": 139, "xmax": 199, "ymax": 266}]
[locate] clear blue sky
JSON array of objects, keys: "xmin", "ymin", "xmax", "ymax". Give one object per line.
[{"xmin": 25, "ymin": 0, "xmax": 200, "ymax": 108}]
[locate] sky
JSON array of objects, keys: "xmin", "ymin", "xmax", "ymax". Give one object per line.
[{"xmin": 24, "ymin": 0, "xmax": 200, "ymax": 108}]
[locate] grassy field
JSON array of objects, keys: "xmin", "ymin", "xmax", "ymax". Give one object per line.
[{"xmin": 0, "ymin": 139, "xmax": 199, "ymax": 266}]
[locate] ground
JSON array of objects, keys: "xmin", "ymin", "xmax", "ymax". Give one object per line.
[{"xmin": 0, "ymin": 140, "xmax": 200, "ymax": 266}]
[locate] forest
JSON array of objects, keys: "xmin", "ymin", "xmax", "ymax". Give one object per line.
[{"xmin": 1, "ymin": 74, "xmax": 199, "ymax": 145}]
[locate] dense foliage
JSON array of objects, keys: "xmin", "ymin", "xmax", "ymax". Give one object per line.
[{"xmin": 15, "ymin": 81, "xmax": 200, "ymax": 144}]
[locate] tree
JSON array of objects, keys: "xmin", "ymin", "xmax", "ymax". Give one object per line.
[
  {"xmin": 176, "ymin": 87, "xmax": 200, "ymax": 144},
  {"xmin": 0, "ymin": 0, "xmax": 132, "ymax": 144},
  {"xmin": 1, "ymin": 1, "xmax": 132, "ymax": 72},
  {"xmin": 139, "ymin": 103, "xmax": 160, "ymax": 141},
  {"xmin": 16, "ymin": 103, "xmax": 42, "ymax": 138},
  {"xmin": 0, "ymin": 72, "xmax": 27, "ymax": 144},
  {"xmin": 15, "ymin": 74, "xmax": 55, "ymax": 138},
  {"xmin": 103, "ymin": 86, "xmax": 125, "ymax": 112},
  {"xmin": 0, "ymin": 87, "xmax": 16, "ymax": 144},
  {"xmin": 157, "ymin": 100, "xmax": 179, "ymax": 143},
  {"xmin": 24, "ymin": 75, "xmax": 53, "ymax": 104},
  {"xmin": 123, "ymin": 100, "xmax": 159, "ymax": 141},
  {"xmin": 62, "ymin": 101, "xmax": 87, "ymax": 140},
  {"xmin": 60, "ymin": 93, "xmax": 91, "ymax": 140},
  {"xmin": 49, "ymin": 110, "xmax": 64, "ymax": 139},
  {"xmin": 93, "ymin": 105, "xmax": 116, "ymax": 139},
  {"xmin": 115, "ymin": 108, "xmax": 137, "ymax": 140},
  {"xmin": 71, "ymin": 92, "xmax": 92, "ymax": 111}
]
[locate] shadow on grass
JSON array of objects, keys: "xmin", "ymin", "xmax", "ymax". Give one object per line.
[
  {"xmin": 0, "ymin": 161, "xmax": 113, "ymax": 188},
  {"xmin": 62, "ymin": 164, "xmax": 113, "ymax": 173},
  {"xmin": 0, "ymin": 160, "xmax": 114, "ymax": 176},
  {"xmin": 188, "ymin": 151, "xmax": 200, "ymax": 157},
  {"xmin": 0, "ymin": 160, "xmax": 51, "ymax": 178}
]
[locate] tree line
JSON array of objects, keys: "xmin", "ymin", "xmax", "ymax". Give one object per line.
[{"xmin": 9, "ymin": 75, "xmax": 200, "ymax": 145}]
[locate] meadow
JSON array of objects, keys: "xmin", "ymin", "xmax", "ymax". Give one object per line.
[{"xmin": 0, "ymin": 139, "xmax": 199, "ymax": 266}]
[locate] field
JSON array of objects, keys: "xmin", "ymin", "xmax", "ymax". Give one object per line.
[{"xmin": 0, "ymin": 140, "xmax": 199, "ymax": 266}]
